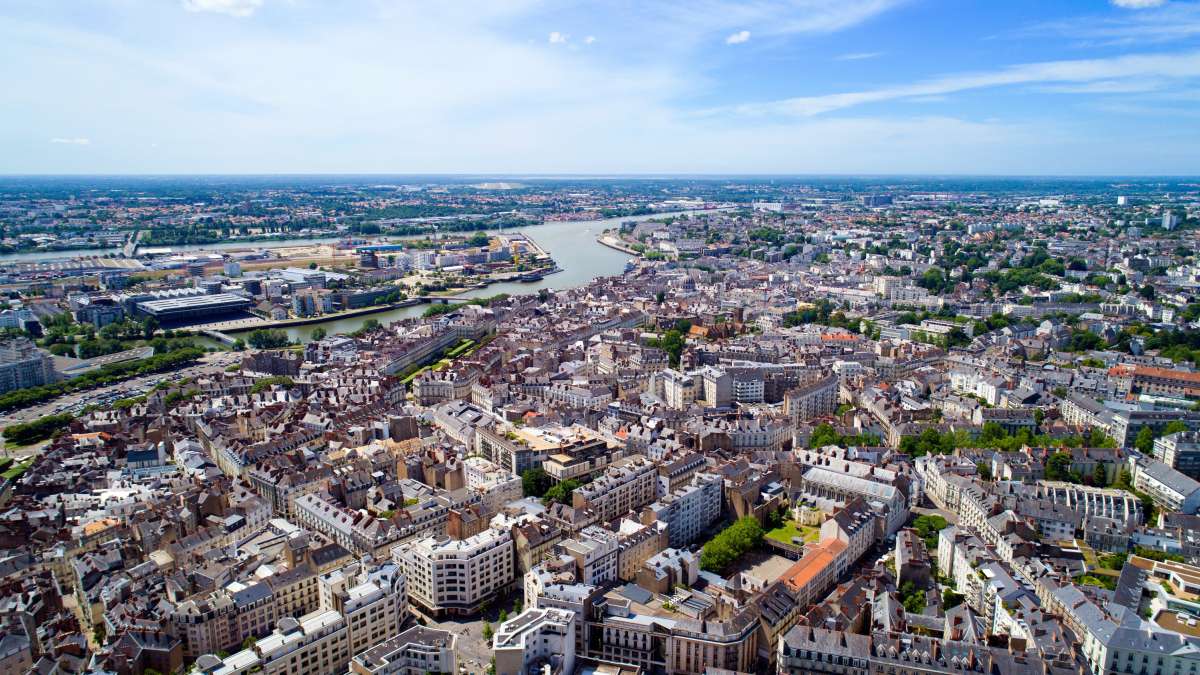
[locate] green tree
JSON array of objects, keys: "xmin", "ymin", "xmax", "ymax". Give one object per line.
[
  {"xmin": 700, "ymin": 517, "xmax": 764, "ymax": 572},
  {"xmin": 247, "ymin": 329, "xmax": 290, "ymax": 349},
  {"xmin": 521, "ymin": 468, "xmax": 552, "ymax": 498},
  {"xmin": 543, "ymin": 479, "xmax": 581, "ymax": 505},
  {"xmin": 362, "ymin": 318, "xmax": 381, "ymax": 332},
  {"xmin": 310, "ymin": 327, "xmax": 327, "ymax": 341},
  {"xmin": 1135, "ymin": 426, "xmax": 1156, "ymax": 454},
  {"xmin": 1045, "ymin": 452, "xmax": 1074, "ymax": 482}
]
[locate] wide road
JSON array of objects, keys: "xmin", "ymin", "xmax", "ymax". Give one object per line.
[{"xmin": 0, "ymin": 351, "xmax": 242, "ymax": 425}]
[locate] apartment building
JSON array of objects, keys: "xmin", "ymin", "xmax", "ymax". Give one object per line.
[
  {"xmin": 197, "ymin": 610, "xmax": 350, "ymax": 675},
  {"xmin": 293, "ymin": 492, "xmax": 402, "ymax": 558},
  {"xmin": 1154, "ymin": 431, "xmax": 1200, "ymax": 479},
  {"xmin": 642, "ymin": 472, "xmax": 722, "ymax": 548},
  {"xmin": 393, "ymin": 528, "xmax": 513, "ymax": 617},
  {"xmin": 0, "ymin": 338, "xmax": 56, "ymax": 394},
  {"xmin": 1131, "ymin": 455, "xmax": 1200, "ymax": 515},
  {"xmin": 317, "ymin": 562, "xmax": 408, "ymax": 657},
  {"xmin": 784, "ymin": 374, "xmax": 839, "ymax": 424},
  {"xmin": 572, "ymin": 455, "xmax": 657, "ymax": 523},
  {"xmin": 349, "ymin": 626, "xmax": 457, "ymax": 675},
  {"xmin": 493, "ymin": 608, "xmax": 576, "ymax": 675}
]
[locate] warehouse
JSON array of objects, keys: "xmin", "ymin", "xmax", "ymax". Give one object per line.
[{"xmin": 135, "ymin": 293, "xmax": 252, "ymax": 323}]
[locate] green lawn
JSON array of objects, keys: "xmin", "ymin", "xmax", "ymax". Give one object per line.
[{"xmin": 766, "ymin": 520, "xmax": 819, "ymax": 545}]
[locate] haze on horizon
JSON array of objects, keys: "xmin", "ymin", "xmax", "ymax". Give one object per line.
[{"xmin": 3, "ymin": 0, "xmax": 1200, "ymax": 176}]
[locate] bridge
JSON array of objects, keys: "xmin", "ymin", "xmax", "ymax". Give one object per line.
[
  {"xmin": 199, "ymin": 329, "xmax": 240, "ymax": 347},
  {"xmin": 413, "ymin": 296, "xmax": 473, "ymax": 304}
]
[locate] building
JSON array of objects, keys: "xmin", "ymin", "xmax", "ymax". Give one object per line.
[
  {"xmin": 317, "ymin": 562, "xmax": 408, "ymax": 657},
  {"xmin": 1131, "ymin": 455, "xmax": 1200, "ymax": 515},
  {"xmin": 393, "ymin": 528, "xmax": 513, "ymax": 617},
  {"xmin": 0, "ymin": 338, "xmax": 57, "ymax": 394},
  {"xmin": 349, "ymin": 626, "xmax": 457, "ymax": 675},
  {"xmin": 195, "ymin": 610, "xmax": 350, "ymax": 675},
  {"xmin": 493, "ymin": 608, "xmax": 576, "ymax": 675},
  {"xmin": 573, "ymin": 455, "xmax": 657, "ymax": 523},
  {"xmin": 1155, "ymin": 431, "xmax": 1200, "ymax": 479},
  {"xmin": 784, "ymin": 375, "xmax": 838, "ymax": 424},
  {"xmin": 134, "ymin": 292, "xmax": 252, "ymax": 322},
  {"xmin": 642, "ymin": 472, "xmax": 722, "ymax": 548}
]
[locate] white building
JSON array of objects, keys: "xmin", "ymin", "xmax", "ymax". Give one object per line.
[
  {"xmin": 493, "ymin": 608, "xmax": 577, "ymax": 675},
  {"xmin": 392, "ymin": 528, "xmax": 513, "ymax": 617},
  {"xmin": 349, "ymin": 626, "xmax": 457, "ymax": 675},
  {"xmin": 643, "ymin": 472, "xmax": 722, "ymax": 548}
]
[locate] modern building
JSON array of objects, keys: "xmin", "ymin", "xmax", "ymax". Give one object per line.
[
  {"xmin": 1131, "ymin": 455, "xmax": 1200, "ymax": 515},
  {"xmin": 642, "ymin": 472, "xmax": 722, "ymax": 548},
  {"xmin": 1154, "ymin": 431, "xmax": 1200, "ymax": 479},
  {"xmin": 135, "ymin": 292, "xmax": 252, "ymax": 323},
  {"xmin": 392, "ymin": 528, "xmax": 513, "ymax": 617},
  {"xmin": 493, "ymin": 608, "xmax": 576, "ymax": 675},
  {"xmin": 349, "ymin": 626, "xmax": 457, "ymax": 675},
  {"xmin": 0, "ymin": 338, "xmax": 57, "ymax": 394}
]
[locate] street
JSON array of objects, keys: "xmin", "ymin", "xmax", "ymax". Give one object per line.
[{"xmin": 0, "ymin": 351, "xmax": 243, "ymax": 426}]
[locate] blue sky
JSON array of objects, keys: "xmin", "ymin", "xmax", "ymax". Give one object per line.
[{"xmin": 3, "ymin": 0, "xmax": 1200, "ymax": 175}]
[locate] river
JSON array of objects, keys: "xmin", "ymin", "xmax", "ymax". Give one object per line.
[
  {"xmin": 246, "ymin": 213, "xmax": 665, "ymax": 342},
  {"xmin": 15, "ymin": 209, "xmax": 721, "ymax": 345}
]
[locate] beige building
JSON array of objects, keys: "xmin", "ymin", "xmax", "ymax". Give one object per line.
[{"xmin": 393, "ymin": 528, "xmax": 513, "ymax": 617}]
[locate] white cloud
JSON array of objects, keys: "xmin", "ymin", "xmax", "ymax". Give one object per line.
[
  {"xmin": 548, "ymin": 31, "xmax": 568, "ymax": 44},
  {"xmin": 49, "ymin": 137, "xmax": 90, "ymax": 145},
  {"xmin": 181, "ymin": 0, "xmax": 263, "ymax": 18},
  {"xmin": 725, "ymin": 30, "xmax": 750, "ymax": 44},
  {"xmin": 835, "ymin": 51, "xmax": 883, "ymax": 60},
  {"xmin": 1111, "ymin": 0, "xmax": 1167, "ymax": 8},
  {"xmin": 725, "ymin": 50, "xmax": 1200, "ymax": 116},
  {"xmin": 584, "ymin": 35, "xmax": 596, "ymax": 45}
]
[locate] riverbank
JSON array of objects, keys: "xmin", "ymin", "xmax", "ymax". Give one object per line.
[{"xmin": 596, "ymin": 234, "xmax": 642, "ymax": 256}]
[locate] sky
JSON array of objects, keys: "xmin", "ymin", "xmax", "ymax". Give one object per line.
[{"xmin": 3, "ymin": 0, "xmax": 1200, "ymax": 175}]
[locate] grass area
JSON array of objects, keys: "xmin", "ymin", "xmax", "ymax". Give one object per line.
[
  {"xmin": 765, "ymin": 520, "xmax": 819, "ymax": 545},
  {"xmin": 1, "ymin": 461, "xmax": 31, "ymax": 481}
]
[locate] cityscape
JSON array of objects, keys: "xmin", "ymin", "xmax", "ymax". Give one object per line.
[{"xmin": 5, "ymin": 1, "xmax": 1200, "ymax": 675}]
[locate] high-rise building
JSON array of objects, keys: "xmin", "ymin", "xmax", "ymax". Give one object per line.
[{"xmin": 0, "ymin": 338, "xmax": 57, "ymax": 394}]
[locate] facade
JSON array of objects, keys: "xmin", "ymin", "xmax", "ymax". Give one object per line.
[
  {"xmin": 393, "ymin": 528, "xmax": 513, "ymax": 617},
  {"xmin": 348, "ymin": 626, "xmax": 457, "ymax": 675},
  {"xmin": 572, "ymin": 455, "xmax": 657, "ymax": 523},
  {"xmin": 0, "ymin": 338, "xmax": 56, "ymax": 394},
  {"xmin": 493, "ymin": 608, "xmax": 576, "ymax": 675},
  {"xmin": 1154, "ymin": 431, "xmax": 1200, "ymax": 479},
  {"xmin": 643, "ymin": 472, "xmax": 722, "ymax": 548},
  {"xmin": 1131, "ymin": 456, "xmax": 1200, "ymax": 515}
]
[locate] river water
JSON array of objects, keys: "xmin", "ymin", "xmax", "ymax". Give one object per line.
[{"xmin": 9, "ymin": 210, "xmax": 720, "ymax": 344}]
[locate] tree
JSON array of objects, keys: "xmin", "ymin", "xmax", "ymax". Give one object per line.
[
  {"xmin": 310, "ymin": 327, "xmax": 327, "ymax": 341},
  {"xmin": 1163, "ymin": 420, "xmax": 1189, "ymax": 437},
  {"xmin": 543, "ymin": 479, "xmax": 581, "ymax": 505},
  {"xmin": 142, "ymin": 316, "xmax": 159, "ymax": 339},
  {"xmin": 482, "ymin": 622, "xmax": 493, "ymax": 641},
  {"xmin": 247, "ymin": 329, "xmax": 290, "ymax": 350},
  {"xmin": 362, "ymin": 318, "xmax": 381, "ymax": 332},
  {"xmin": 976, "ymin": 462, "xmax": 992, "ymax": 481},
  {"xmin": 521, "ymin": 468, "xmax": 552, "ymax": 498},
  {"xmin": 308, "ymin": 261, "xmax": 318, "ymax": 269},
  {"xmin": 242, "ymin": 637, "xmax": 257, "ymax": 650},
  {"xmin": 700, "ymin": 517, "xmax": 764, "ymax": 572},
  {"xmin": 1044, "ymin": 452, "xmax": 1074, "ymax": 482},
  {"xmin": 1135, "ymin": 427, "xmax": 1156, "ymax": 454},
  {"xmin": 655, "ymin": 290, "xmax": 666, "ymax": 305},
  {"xmin": 499, "ymin": 609, "xmax": 509, "ymax": 623}
]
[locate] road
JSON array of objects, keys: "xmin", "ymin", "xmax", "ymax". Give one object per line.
[{"xmin": 0, "ymin": 351, "xmax": 242, "ymax": 425}]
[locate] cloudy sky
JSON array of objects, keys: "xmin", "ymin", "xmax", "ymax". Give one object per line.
[{"xmin": 3, "ymin": 0, "xmax": 1200, "ymax": 174}]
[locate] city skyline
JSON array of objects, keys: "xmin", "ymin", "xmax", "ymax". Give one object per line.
[{"xmin": 3, "ymin": 0, "xmax": 1200, "ymax": 175}]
